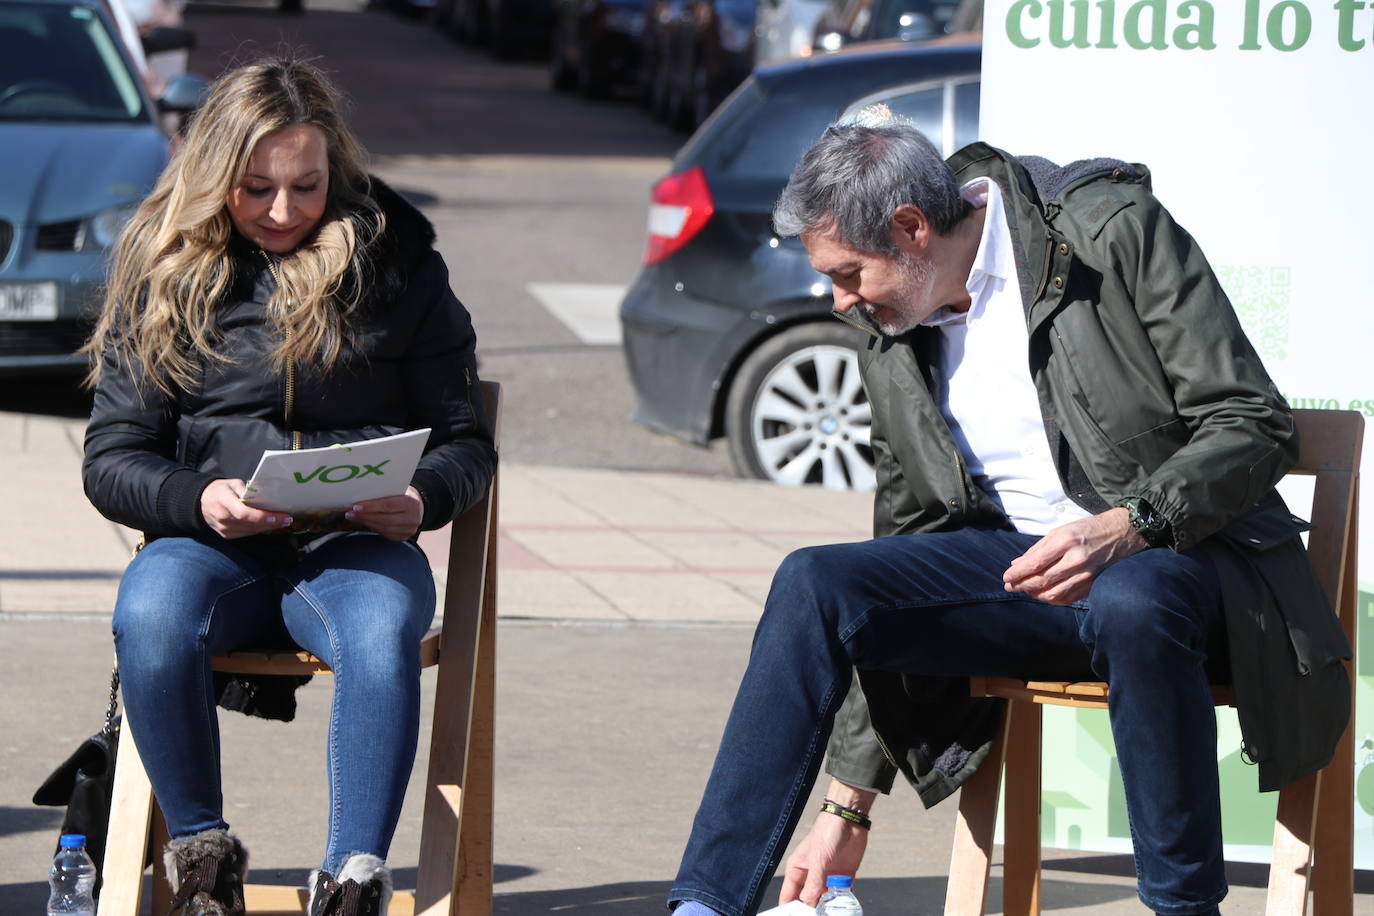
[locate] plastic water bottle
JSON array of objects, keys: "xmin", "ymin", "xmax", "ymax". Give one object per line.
[
  {"xmin": 816, "ymin": 875, "xmax": 862, "ymax": 916},
  {"xmin": 47, "ymin": 834, "xmax": 96, "ymax": 916}
]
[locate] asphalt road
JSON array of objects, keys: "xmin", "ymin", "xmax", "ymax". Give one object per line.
[{"xmin": 7, "ymin": 0, "xmax": 735, "ymax": 478}]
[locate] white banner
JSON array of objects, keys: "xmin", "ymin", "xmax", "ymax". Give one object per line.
[{"xmin": 980, "ymin": 0, "xmax": 1374, "ymax": 865}]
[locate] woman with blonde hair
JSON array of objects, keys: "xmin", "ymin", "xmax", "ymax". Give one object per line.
[{"xmin": 82, "ymin": 53, "xmax": 496, "ymax": 916}]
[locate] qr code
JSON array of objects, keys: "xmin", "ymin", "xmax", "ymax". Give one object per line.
[{"xmin": 1216, "ymin": 265, "xmax": 1290, "ymax": 361}]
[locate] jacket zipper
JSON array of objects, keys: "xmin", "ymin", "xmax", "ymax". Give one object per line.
[{"xmin": 261, "ymin": 252, "xmax": 302, "ymax": 450}]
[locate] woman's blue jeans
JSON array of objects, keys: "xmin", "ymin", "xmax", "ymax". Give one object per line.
[
  {"xmin": 671, "ymin": 528, "xmax": 1227, "ymax": 916},
  {"xmin": 112, "ymin": 533, "xmax": 436, "ymax": 874}
]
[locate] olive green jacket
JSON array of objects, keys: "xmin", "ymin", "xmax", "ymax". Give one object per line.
[{"xmin": 824, "ymin": 143, "xmax": 1352, "ymax": 805}]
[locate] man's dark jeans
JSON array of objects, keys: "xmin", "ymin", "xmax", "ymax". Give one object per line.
[{"xmin": 670, "ymin": 528, "xmax": 1227, "ymax": 916}]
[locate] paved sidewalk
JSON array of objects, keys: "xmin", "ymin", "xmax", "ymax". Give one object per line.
[{"xmin": 0, "ymin": 410, "xmax": 872, "ymax": 622}]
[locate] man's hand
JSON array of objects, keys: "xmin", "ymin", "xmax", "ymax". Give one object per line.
[
  {"xmin": 1003, "ymin": 507, "xmax": 1148, "ymax": 605},
  {"xmin": 344, "ymin": 486, "xmax": 425, "ymax": 541},
  {"xmin": 780, "ymin": 780, "xmax": 874, "ymax": 907},
  {"xmin": 201, "ymin": 478, "xmax": 293, "ymax": 539}
]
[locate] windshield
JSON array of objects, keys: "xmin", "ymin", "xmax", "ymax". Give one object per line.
[{"xmin": 0, "ymin": 2, "xmax": 147, "ymax": 122}]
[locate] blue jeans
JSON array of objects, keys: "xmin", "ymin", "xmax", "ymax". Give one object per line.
[
  {"xmin": 113, "ymin": 533, "xmax": 436, "ymax": 873},
  {"xmin": 671, "ymin": 528, "xmax": 1227, "ymax": 916}
]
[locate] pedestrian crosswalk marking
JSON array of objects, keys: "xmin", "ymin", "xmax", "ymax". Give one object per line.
[{"xmin": 527, "ymin": 283, "xmax": 627, "ymax": 345}]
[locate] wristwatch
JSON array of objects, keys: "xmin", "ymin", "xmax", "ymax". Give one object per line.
[{"xmin": 1119, "ymin": 497, "xmax": 1172, "ymax": 549}]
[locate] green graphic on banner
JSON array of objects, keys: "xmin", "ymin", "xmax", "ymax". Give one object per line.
[
  {"xmin": 1033, "ymin": 585, "xmax": 1371, "ymax": 862},
  {"xmin": 1217, "ymin": 264, "xmax": 1290, "ymax": 361}
]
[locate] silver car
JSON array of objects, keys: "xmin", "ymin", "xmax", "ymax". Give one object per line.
[{"xmin": 0, "ymin": 0, "xmax": 195, "ymax": 369}]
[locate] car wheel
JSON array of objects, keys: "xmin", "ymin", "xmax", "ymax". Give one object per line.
[
  {"xmin": 725, "ymin": 322, "xmax": 875, "ymax": 490},
  {"xmin": 550, "ymin": 33, "xmax": 576, "ymax": 90},
  {"xmin": 489, "ymin": 7, "xmax": 520, "ymax": 57},
  {"xmin": 648, "ymin": 54, "xmax": 672, "ymax": 119},
  {"xmin": 576, "ymin": 39, "xmax": 609, "ymax": 97},
  {"xmin": 690, "ymin": 58, "xmax": 712, "ymax": 127}
]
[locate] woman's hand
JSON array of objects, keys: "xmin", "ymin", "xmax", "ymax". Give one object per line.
[
  {"xmin": 201, "ymin": 478, "xmax": 293, "ymax": 539},
  {"xmin": 345, "ymin": 486, "xmax": 425, "ymax": 541}
]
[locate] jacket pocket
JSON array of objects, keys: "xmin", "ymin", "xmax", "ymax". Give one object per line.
[{"xmin": 1214, "ymin": 496, "xmax": 1311, "ymax": 552}]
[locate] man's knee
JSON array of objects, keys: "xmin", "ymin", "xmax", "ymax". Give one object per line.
[
  {"xmin": 768, "ymin": 544, "xmax": 863, "ymax": 611},
  {"xmin": 1086, "ymin": 552, "xmax": 1218, "ymax": 660}
]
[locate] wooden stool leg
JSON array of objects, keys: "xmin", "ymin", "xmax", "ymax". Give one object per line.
[
  {"xmin": 1266, "ymin": 770, "xmax": 1318, "ymax": 916},
  {"xmin": 151, "ymin": 806, "xmax": 172, "ymax": 914},
  {"xmin": 944, "ymin": 706, "xmax": 1011, "ymax": 916},
  {"xmin": 455, "ymin": 582, "xmax": 496, "ymax": 916},
  {"xmin": 98, "ymin": 720, "xmax": 155, "ymax": 916},
  {"xmin": 1002, "ymin": 701, "xmax": 1042, "ymax": 916}
]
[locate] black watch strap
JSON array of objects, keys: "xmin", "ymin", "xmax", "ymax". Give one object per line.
[{"xmin": 1120, "ymin": 497, "xmax": 1171, "ymax": 548}]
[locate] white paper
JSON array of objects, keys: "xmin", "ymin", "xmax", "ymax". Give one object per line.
[
  {"xmin": 242, "ymin": 428, "xmax": 431, "ymax": 513},
  {"xmin": 757, "ymin": 901, "xmax": 816, "ymax": 916}
]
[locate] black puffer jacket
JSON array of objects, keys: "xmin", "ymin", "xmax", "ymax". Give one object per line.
[{"xmin": 84, "ymin": 178, "xmax": 497, "ymax": 556}]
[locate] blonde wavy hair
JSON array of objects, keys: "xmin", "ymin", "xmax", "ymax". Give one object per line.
[{"xmin": 83, "ymin": 54, "xmax": 384, "ymax": 394}]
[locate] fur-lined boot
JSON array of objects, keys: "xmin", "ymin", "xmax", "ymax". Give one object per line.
[
  {"xmin": 163, "ymin": 829, "xmax": 249, "ymax": 916},
  {"xmin": 307, "ymin": 853, "xmax": 393, "ymax": 916}
]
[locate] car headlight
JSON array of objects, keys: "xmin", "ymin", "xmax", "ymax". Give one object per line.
[{"xmin": 85, "ymin": 203, "xmax": 139, "ymax": 250}]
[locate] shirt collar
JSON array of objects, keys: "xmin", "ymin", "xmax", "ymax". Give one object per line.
[{"xmin": 919, "ymin": 178, "xmax": 1012, "ymax": 327}]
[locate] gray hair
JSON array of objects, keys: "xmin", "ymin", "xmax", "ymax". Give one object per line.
[{"xmin": 773, "ymin": 121, "xmax": 968, "ymax": 253}]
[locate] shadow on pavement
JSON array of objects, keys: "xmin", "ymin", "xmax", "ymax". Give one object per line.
[
  {"xmin": 0, "ymin": 806, "xmax": 61, "ymax": 839},
  {"xmin": 0, "ymin": 373, "xmax": 91, "ymax": 420},
  {"xmin": 490, "ymin": 876, "xmax": 1138, "ymax": 914}
]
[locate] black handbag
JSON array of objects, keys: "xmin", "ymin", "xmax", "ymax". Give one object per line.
[{"xmin": 32, "ymin": 664, "xmax": 131, "ymax": 895}]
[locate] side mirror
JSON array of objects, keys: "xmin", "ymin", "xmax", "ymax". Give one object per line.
[
  {"xmin": 141, "ymin": 25, "xmax": 196, "ymax": 55},
  {"xmin": 158, "ymin": 72, "xmax": 209, "ymax": 114}
]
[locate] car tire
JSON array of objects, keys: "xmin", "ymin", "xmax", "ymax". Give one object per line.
[
  {"xmin": 576, "ymin": 39, "xmax": 609, "ymax": 97},
  {"xmin": 488, "ymin": 7, "xmax": 521, "ymax": 57},
  {"xmin": 689, "ymin": 57, "xmax": 712, "ymax": 127},
  {"xmin": 725, "ymin": 322, "xmax": 875, "ymax": 490},
  {"xmin": 550, "ymin": 34, "xmax": 576, "ymax": 90}
]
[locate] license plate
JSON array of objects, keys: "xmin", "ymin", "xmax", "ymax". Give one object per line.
[{"xmin": 0, "ymin": 282, "xmax": 59, "ymax": 320}]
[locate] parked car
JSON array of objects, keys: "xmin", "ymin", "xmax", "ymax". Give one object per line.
[
  {"xmin": 811, "ymin": 0, "xmax": 962, "ymax": 52},
  {"xmin": 657, "ymin": 0, "xmax": 755, "ymax": 129},
  {"xmin": 641, "ymin": 0, "xmax": 691, "ymax": 115},
  {"xmin": 433, "ymin": 0, "xmax": 553, "ymax": 58},
  {"xmin": 620, "ymin": 41, "xmax": 981, "ymax": 488},
  {"xmin": 0, "ymin": 0, "xmax": 199, "ymax": 370},
  {"xmin": 549, "ymin": 0, "xmax": 648, "ymax": 96},
  {"xmin": 753, "ymin": 0, "xmax": 828, "ymax": 62}
]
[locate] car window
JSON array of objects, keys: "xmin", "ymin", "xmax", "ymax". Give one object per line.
[
  {"xmin": 839, "ymin": 74, "xmax": 979, "ymax": 156},
  {"xmin": 953, "ymin": 78, "xmax": 979, "ymax": 148},
  {"xmin": 684, "ymin": 78, "xmax": 847, "ymax": 182},
  {"xmin": 0, "ymin": 3, "xmax": 146, "ymax": 122}
]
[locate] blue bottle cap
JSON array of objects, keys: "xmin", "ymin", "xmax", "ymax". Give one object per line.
[
  {"xmin": 825, "ymin": 875, "xmax": 853, "ymax": 889},
  {"xmin": 59, "ymin": 834, "xmax": 86, "ymax": 848}
]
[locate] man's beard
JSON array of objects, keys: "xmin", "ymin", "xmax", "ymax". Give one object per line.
[{"xmin": 862, "ymin": 251, "xmax": 936, "ymax": 337}]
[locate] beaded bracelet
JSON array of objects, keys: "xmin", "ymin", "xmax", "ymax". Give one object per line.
[{"xmin": 820, "ymin": 799, "xmax": 873, "ymax": 830}]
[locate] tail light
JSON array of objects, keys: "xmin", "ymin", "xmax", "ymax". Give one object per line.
[{"xmin": 643, "ymin": 166, "xmax": 715, "ymax": 265}]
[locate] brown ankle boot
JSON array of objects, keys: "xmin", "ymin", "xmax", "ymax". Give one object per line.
[
  {"xmin": 163, "ymin": 830, "xmax": 248, "ymax": 916},
  {"xmin": 307, "ymin": 853, "xmax": 392, "ymax": 916}
]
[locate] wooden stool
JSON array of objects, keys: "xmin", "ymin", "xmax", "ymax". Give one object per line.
[
  {"xmin": 99, "ymin": 382, "xmax": 503, "ymax": 916},
  {"xmin": 945, "ymin": 408, "xmax": 1362, "ymax": 916}
]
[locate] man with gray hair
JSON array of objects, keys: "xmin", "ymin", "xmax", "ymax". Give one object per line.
[{"xmin": 667, "ymin": 119, "xmax": 1350, "ymax": 916}]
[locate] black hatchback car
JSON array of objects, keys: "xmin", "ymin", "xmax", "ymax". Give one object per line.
[{"xmin": 620, "ymin": 40, "xmax": 980, "ymax": 489}]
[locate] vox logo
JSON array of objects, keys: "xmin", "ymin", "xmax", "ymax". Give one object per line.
[{"xmin": 293, "ymin": 460, "xmax": 391, "ymax": 484}]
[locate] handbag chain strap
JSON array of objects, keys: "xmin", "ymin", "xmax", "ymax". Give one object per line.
[{"xmin": 102, "ymin": 658, "xmax": 120, "ymax": 737}]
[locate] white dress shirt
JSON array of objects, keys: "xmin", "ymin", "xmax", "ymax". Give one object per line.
[{"xmin": 921, "ymin": 179, "xmax": 1091, "ymax": 536}]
